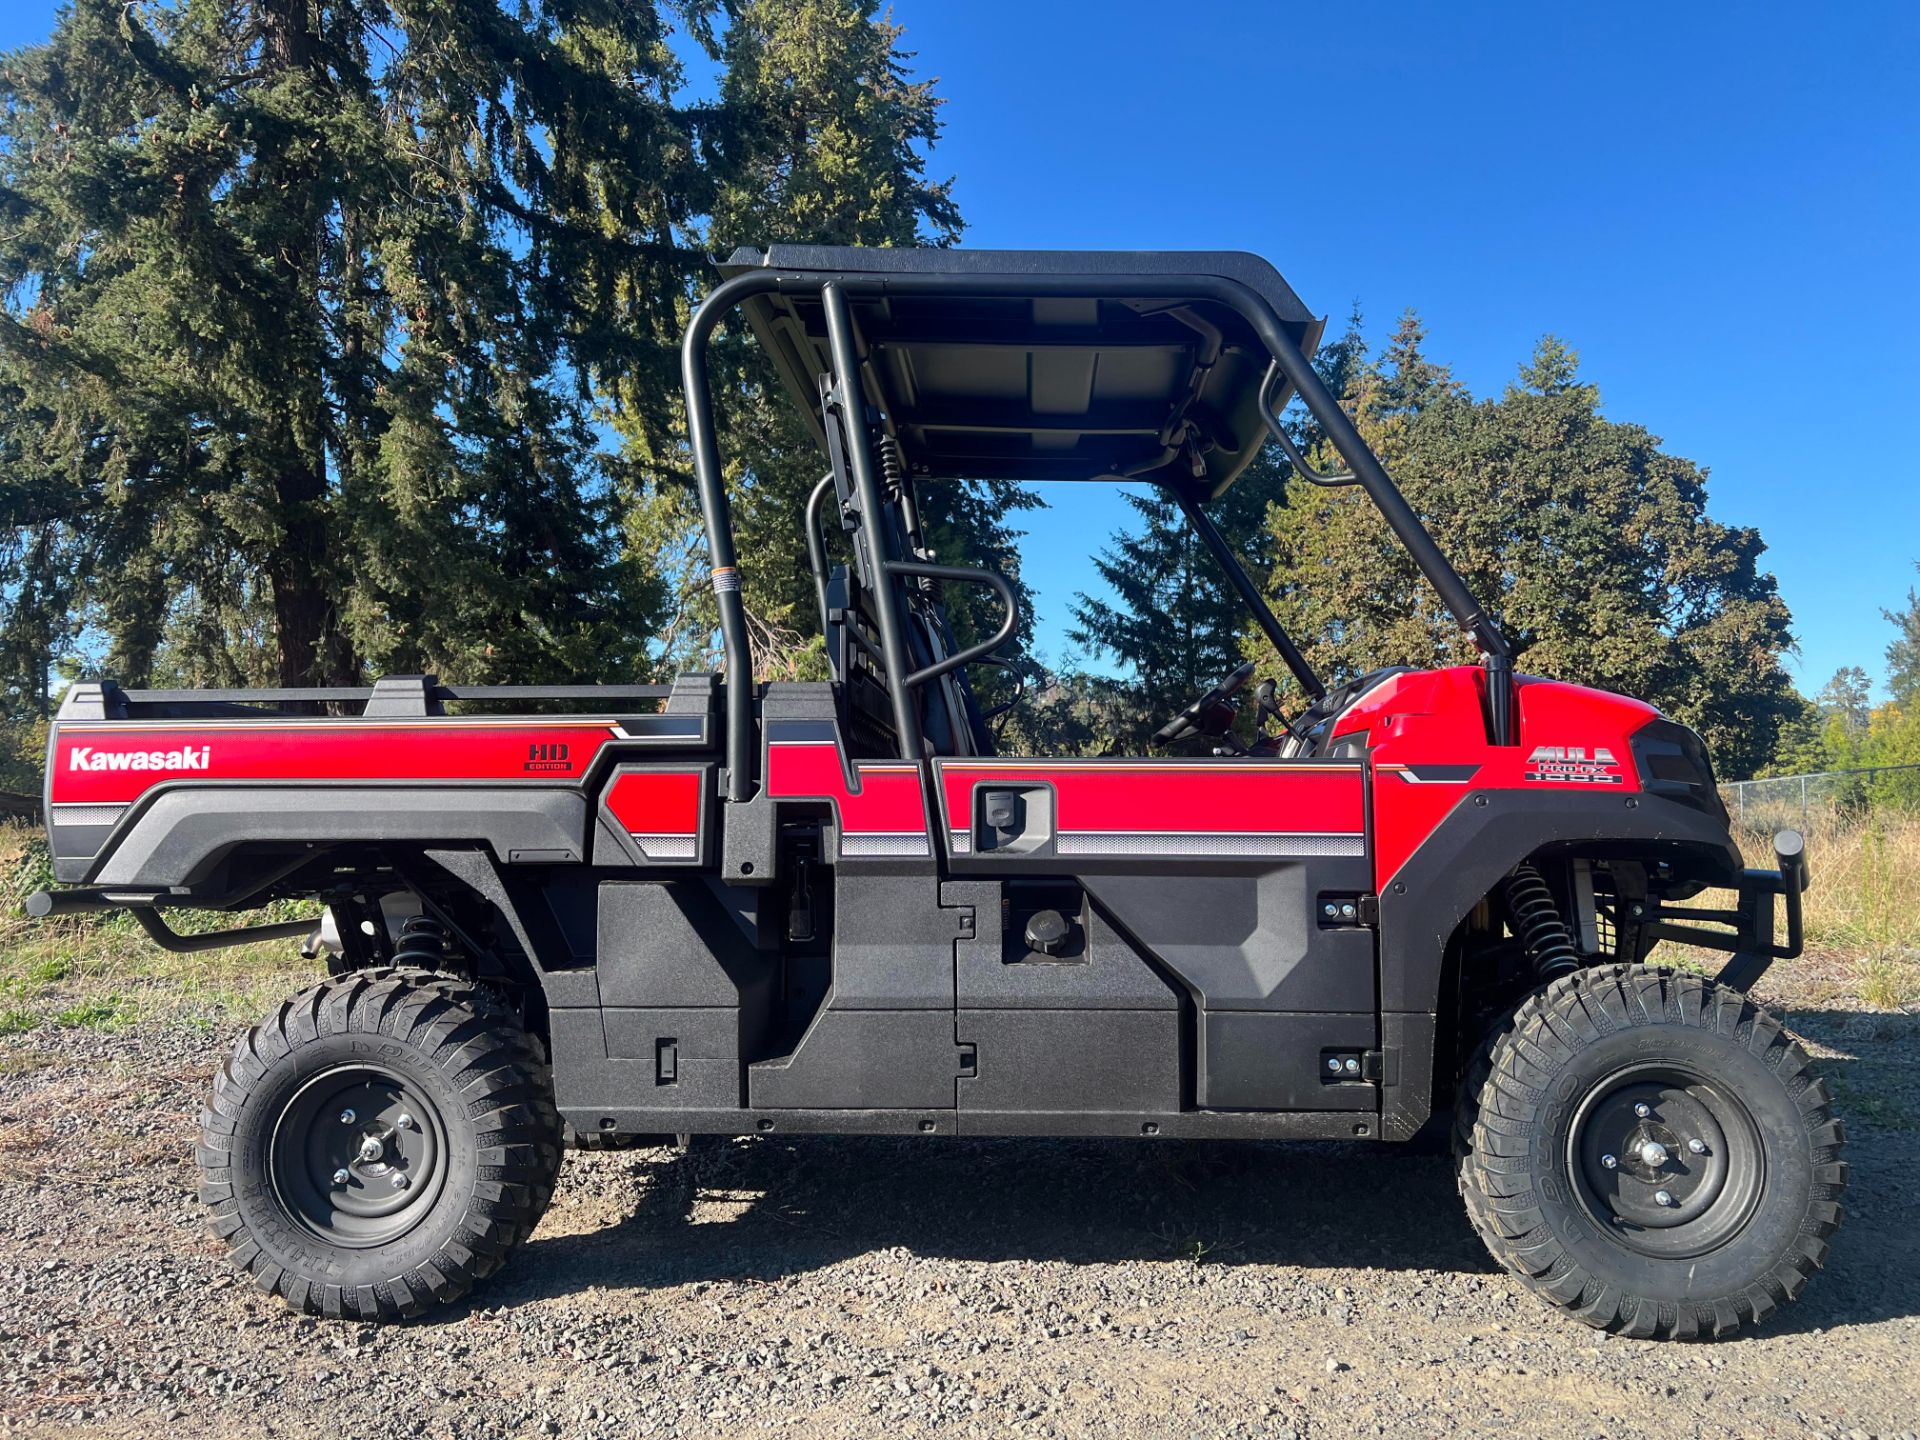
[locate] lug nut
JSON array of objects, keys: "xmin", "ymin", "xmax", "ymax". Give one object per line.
[
  {"xmin": 391, "ymin": 1173, "xmax": 409, "ymax": 1191},
  {"xmin": 332, "ymin": 1168, "xmax": 351, "ymax": 1186},
  {"xmin": 1639, "ymin": 1140, "xmax": 1669, "ymax": 1168},
  {"xmin": 1633, "ymin": 1102, "xmax": 1651, "ymax": 1119},
  {"xmin": 339, "ymin": 1109, "xmax": 357, "ymax": 1125},
  {"xmin": 1600, "ymin": 1153, "xmax": 1618, "ymax": 1170},
  {"xmin": 396, "ymin": 1113, "xmax": 415, "ymax": 1130},
  {"xmin": 1654, "ymin": 1189, "xmax": 1675, "ymax": 1207},
  {"xmin": 1687, "ymin": 1137, "xmax": 1707, "ymax": 1155}
]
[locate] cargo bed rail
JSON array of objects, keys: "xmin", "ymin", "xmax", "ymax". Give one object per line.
[{"xmin": 73, "ymin": 676, "xmax": 677, "ymax": 721}]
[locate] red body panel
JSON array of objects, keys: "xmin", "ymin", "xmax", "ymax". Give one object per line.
[
  {"xmin": 1350, "ymin": 667, "xmax": 1658, "ymax": 888},
  {"xmin": 936, "ymin": 759, "xmax": 1365, "ymax": 856},
  {"xmin": 50, "ymin": 719, "xmax": 623, "ymax": 806},
  {"xmin": 764, "ymin": 740, "xmax": 930, "ymax": 855},
  {"xmin": 602, "ymin": 769, "xmax": 704, "ymax": 837}
]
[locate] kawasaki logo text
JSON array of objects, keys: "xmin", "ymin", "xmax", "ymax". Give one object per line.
[{"xmin": 68, "ymin": 746, "xmax": 211, "ymax": 773}]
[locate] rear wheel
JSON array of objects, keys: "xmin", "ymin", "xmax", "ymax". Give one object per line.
[
  {"xmin": 198, "ymin": 969, "xmax": 562, "ymax": 1320},
  {"xmin": 1455, "ymin": 964, "xmax": 1846, "ymax": 1339}
]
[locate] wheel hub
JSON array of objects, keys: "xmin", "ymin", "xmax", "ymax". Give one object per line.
[
  {"xmin": 1568, "ymin": 1066, "xmax": 1762, "ymax": 1258},
  {"xmin": 269, "ymin": 1065, "xmax": 449, "ymax": 1249}
]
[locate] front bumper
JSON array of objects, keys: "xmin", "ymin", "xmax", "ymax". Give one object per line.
[{"xmin": 1645, "ymin": 829, "xmax": 1809, "ymax": 991}]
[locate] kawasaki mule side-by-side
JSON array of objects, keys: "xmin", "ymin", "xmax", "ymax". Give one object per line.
[{"xmin": 29, "ymin": 247, "xmax": 1842, "ymax": 1336}]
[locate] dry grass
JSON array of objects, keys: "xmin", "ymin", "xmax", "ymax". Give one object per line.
[{"xmin": 1740, "ymin": 810, "xmax": 1920, "ymax": 955}]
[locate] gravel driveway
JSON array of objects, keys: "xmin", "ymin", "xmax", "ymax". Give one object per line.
[{"xmin": 2, "ymin": 976, "xmax": 1916, "ymax": 1440}]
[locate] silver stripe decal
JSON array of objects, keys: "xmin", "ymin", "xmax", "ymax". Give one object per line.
[
  {"xmin": 841, "ymin": 833, "xmax": 931, "ymax": 857},
  {"xmin": 49, "ymin": 804, "xmax": 127, "ymax": 828},
  {"xmin": 630, "ymin": 832, "xmax": 697, "ymax": 861},
  {"xmin": 1056, "ymin": 831, "xmax": 1364, "ymax": 857}
]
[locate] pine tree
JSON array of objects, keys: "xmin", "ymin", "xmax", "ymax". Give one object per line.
[
  {"xmin": 0, "ymin": 0, "xmax": 699, "ymax": 694},
  {"xmin": 1263, "ymin": 325, "xmax": 1801, "ymax": 778},
  {"xmin": 619, "ymin": 0, "xmax": 1017, "ymax": 690},
  {"xmin": 1818, "ymin": 666, "xmax": 1874, "ymax": 737},
  {"xmin": 1884, "ymin": 563, "xmax": 1920, "ymax": 704}
]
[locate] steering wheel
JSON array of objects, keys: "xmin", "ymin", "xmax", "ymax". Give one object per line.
[{"xmin": 1151, "ymin": 660, "xmax": 1258, "ymax": 748}]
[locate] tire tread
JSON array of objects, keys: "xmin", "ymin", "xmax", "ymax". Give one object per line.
[
  {"xmin": 197, "ymin": 968, "xmax": 562, "ymax": 1320},
  {"xmin": 1453, "ymin": 963, "xmax": 1846, "ymax": 1340}
]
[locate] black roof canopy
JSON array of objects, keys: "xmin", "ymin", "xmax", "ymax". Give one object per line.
[{"xmin": 720, "ymin": 245, "xmax": 1327, "ymax": 496}]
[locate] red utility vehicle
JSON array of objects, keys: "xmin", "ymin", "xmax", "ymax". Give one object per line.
[{"xmin": 31, "ymin": 248, "xmax": 1842, "ymax": 1337}]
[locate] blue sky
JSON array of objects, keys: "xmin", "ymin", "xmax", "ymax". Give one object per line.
[
  {"xmin": 893, "ymin": 2, "xmax": 1920, "ymax": 696},
  {"xmin": 6, "ymin": 3, "xmax": 1915, "ymax": 698}
]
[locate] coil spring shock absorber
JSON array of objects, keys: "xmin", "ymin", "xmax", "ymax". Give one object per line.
[
  {"xmin": 392, "ymin": 914, "xmax": 451, "ymax": 971},
  {"xmin": 1503, "ymin": 863, "xmax": 1582, "ymax": 981},
  {"xmin": 879, "ymin": 435, "xmax": 907, "ymax": 494}
]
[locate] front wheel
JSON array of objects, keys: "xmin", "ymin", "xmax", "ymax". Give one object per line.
[
  {"xmin": 1455, "ymin": 964, "xmax": 1846, "ymax": 1339},
  {"xmin": 197, "ymin": 969, "xmax": 563, "ymax": 1320}
]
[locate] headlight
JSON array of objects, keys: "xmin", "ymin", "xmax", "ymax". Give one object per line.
[{"xmin": 1631, "ymin": 719, "xmax": 1727, "ymax": 823}]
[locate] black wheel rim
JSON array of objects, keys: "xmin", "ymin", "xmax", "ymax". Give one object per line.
[
  {"xmin": 1566, "ymin": 1061, "xmax": 1765, "ymax": 1259},
  {"xmin": 269, "ymin": 1063, "xmax": 450, "ymax": 1249}
]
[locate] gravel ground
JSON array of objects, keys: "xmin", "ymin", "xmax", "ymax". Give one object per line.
[{"xmin": 1, "ymin": 964, "xmax": 1916, "ymax": 1440}]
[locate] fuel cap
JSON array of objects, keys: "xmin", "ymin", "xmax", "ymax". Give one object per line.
[{"xmin": 1024, "ymin": 909, "xmax": 1071, "ymax": 956}]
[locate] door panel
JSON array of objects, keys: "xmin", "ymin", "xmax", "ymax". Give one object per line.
[{"xmin": 933, "ymin": 757, "xmax": 1376, "ymax": 1113}]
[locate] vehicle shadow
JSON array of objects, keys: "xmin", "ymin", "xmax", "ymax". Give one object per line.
[
  {"xmin": 481, "ymin": 1005, "xmax": 1920, "ymax": 1338},
  {"xmin": 500, "ymin": 1133, "xmax": 1498, "ymax": 1305}
]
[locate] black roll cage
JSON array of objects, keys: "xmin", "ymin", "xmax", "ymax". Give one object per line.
[{"xmin": 682, "ymin": 263, "xmax": 1515, "ymax": 803}]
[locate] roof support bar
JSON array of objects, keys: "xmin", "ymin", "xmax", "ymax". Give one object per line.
[
  {"xmin": 683, "ymin": 272, "xmax": 782, "ymax": 801},
  {"xmin": 1253, "ymin": 322, "xmax": 1511, "ymax": 665},
  {"xmin": 1175, "ymin": 493, "xmax": 1325, "ymax": 702},
  {"xmin": 821, "ymin": 281, "xmax": 926, "ymax": 761}
]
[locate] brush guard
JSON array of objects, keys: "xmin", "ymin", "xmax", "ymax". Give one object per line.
[{"xmin": 1641, "ymin": 830, "xmax": 1809, "ymax": 992}]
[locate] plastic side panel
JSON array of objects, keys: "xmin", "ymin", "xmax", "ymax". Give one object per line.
[
  {"xmin": 601, "ymin": 1007, "xmax": 743, "ymax": 1109},
  {"xmin": 958, "ymin": 1009, "xmax": 1180, "ymax": 1113},
  {"xmin": 953, "ymin": 901, "xmax": 1180, "ymax": 1011},
  {"xmin": 1199, "ymin": 1011, "xmax": 1376, "ymax": 1111},
  {"xmin": 594, "ymin": 881, "xmax": 775, "ymax": 1013},
  {"xmin": 1356, "ymin": 669, "xmax": 1658, "ymax": 889},
  {"xmin": 747, "ymin": 1009, "xmax": 961, "ymax": 1110},
  {"xmin": 89, "ymin": 786, "xmax": 589, "ymax": 888},
  {"xmin": 829, "ymin": 872, "xmax": 969, "ymax": 1010},
  {"xmin": 1082, "ymin": 867, "xmax": 1375, "ymax": 1012}
]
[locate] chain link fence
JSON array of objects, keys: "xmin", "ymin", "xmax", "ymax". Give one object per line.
[{"xmin": 1721, "ymin": 763, "xmax": 1920, "ymax": 833}]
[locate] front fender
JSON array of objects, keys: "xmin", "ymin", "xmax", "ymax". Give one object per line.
[
  {"xmin": 1374, "ymin": 788, "xmax": 1740, "ymax": 1141},
  {"xmin": 1378, "ymin": 788, "xmax": 1741, "ymax": 1015}
]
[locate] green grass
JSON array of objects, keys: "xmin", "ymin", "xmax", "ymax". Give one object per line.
[
  {"xmin": 52, "ymin": 994, "xmax": 130, "ymax": 1030},
  {"xmin": 0, "ymin": 819, "xmax": 321, "ymax": 1036},
  {"xmin": 1857, "ymin": 953, "xmax": 1920, "ymax": 1012}
]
